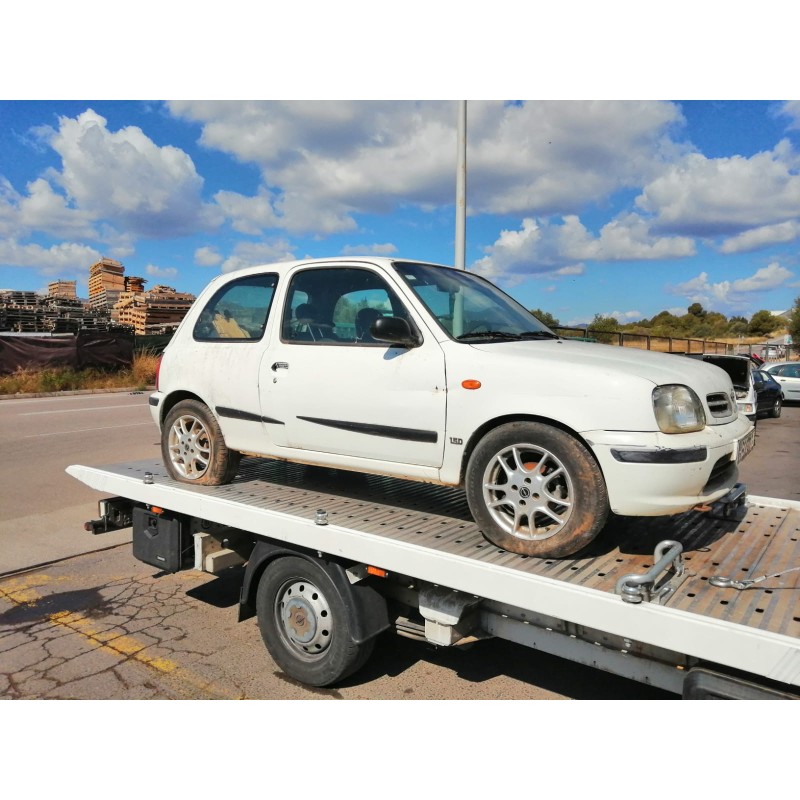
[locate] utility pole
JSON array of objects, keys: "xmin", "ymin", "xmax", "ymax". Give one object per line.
[{"xmin": 455, "ymin": 100, "xmax": 467, "ymax": 270}]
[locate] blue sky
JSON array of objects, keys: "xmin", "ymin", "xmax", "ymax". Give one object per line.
[{"xmin": 2, "ymin": 99, "xmax": 799, "ymax": 327}]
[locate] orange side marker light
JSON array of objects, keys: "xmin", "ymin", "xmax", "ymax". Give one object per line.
[
  {"xmin": 367, "ymin": 566, "xmax": 388, "ymax": 578},
  {"xmin": 462, "ymin": 379, "xmax": 482, "ymax": 390}
]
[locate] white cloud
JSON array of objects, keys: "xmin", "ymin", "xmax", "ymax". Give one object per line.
[
  {"xmin": 44, "ymin": 109, "xmax": 221, "ymax": 238},
  {"xmin": 471, "ymin": 214, "xmax": 694, "ymax": 279},
  {"xmin": 636, "ymin": 142, "xmax": 800, "ymax": 237},
  {"xmin": 781, "ymin": 101, "xmax": 800, "ymax": 130},
  {"xmin": 672, "ymin": 262, "xmax": 794, "ymax": 308},
  {"xmin": 608, "ymin": 309, "xmax": 643, "ymax": 320},
  {"xmin": 213, "ymin": 189, "xmax": 279, "ymax": 235},
  {"xmin": 340, "ymin": 243, "xmax": 398, "ymax": 256},
  {"xmin": 554, "ymin": 264, "xmax": 585, "ymax": 276},
  {"xmin": 0, "ymin": 239, "xmax": 102, "ymax": 276},
  {"xmin": 18, "ymin": 178, "xmax": 99, "ymax": 240},
  {"xmin": 719, "ymin": 220, "xmax": 800, "ymax": 253},
  {"xmin": 169, "ymin": 100, "xmax": 686, "ymax": 233},
  {"xmin": 220, "ymin": 240, "xmax": 296, "ymax": 273},
  {"xmin": 0, "ymin": 175, "xmax": 99, "ymax": 242},
  {"xmin": 195, "ymin": 246, "xmax": 223, "ymax": 267},
  {"xmin": 146, "ymin": 264, "xmax": 178, "ymax": 279}
]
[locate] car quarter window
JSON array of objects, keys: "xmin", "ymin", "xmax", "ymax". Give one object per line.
[
  {"xmin": 194, "ymin": 273, "xmax": 278, "ymax": 341},
  {"xmin": 281, "ymin": 266, "xmax": 411, "ymax": 345}
]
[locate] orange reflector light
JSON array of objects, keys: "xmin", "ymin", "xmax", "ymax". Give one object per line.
[
  {"xmin": 367, "ymin": 566, "xmax": 388, "ymax": 578},
  {"xmin": 150, "ymin": 506, "xmax": 164, "ymax": 515},
  {"xmin": 462, "ymin": 379, "xmax": 482, "ymax": 390}
]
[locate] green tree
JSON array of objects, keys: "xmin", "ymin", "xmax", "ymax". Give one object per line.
[
  {"xmin": 788, "ymin": 296, "xmax": 800, "ymax": 355},
  {"xmin": 530, "ymin": 308, "xmax": 560, "ymax": 329},
  {"xmin": 728, "ymin": 316, "xmax": 749, "ymax": 336},
  {"xmin": 687, "ymin": 302, "xmax": 707, "ymax": 318},
  {"xmin": 748, "ymin": 309, "xmax": 782, "ymax": 337},
  {"xmin": 588, "ymin": 314, "xmax": 620, "ymax": 344}
]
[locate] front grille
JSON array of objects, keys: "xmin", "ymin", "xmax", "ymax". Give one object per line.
[{"xmin": 706, "ymin": 392, "xmax": 733, "ymax": 418}]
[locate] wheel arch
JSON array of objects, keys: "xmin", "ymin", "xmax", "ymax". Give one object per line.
[
  {"xmin": 459, "ymin": 413, "xmax": 606, "ymax": 485},
  {"xmin": 240, "ymin": 539, "xmax": 390, "ymax": 645},
  {"xmin": 159, "ymin": 390, "xmax": 208, "ymax": 426}
]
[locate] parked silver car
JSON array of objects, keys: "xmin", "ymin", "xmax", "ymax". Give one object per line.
[{"xmin": 762, "ymin": 361, "xmax": 800, "ymax": 403}]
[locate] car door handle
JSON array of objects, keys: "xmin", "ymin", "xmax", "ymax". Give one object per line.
[{"xmin": 271, "ymin": 361, "xmax": 289, "ymax": 371}]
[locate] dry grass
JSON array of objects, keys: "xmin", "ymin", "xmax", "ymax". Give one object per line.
[{"xmin": 0, "ymin": 350, "xmax": 159, "ymax": 395}]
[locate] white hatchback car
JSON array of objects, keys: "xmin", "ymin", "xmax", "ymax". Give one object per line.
[{"xmin": 150, "ymin": 257, "xmax": 754, "ymax": 558}]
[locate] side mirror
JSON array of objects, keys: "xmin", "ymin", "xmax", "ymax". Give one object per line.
[{"xmin": 371, "ymin": 316, "xmax": 421, "ymax": 347}]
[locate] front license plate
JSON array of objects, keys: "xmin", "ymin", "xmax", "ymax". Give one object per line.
[{"xmin": 735, "ymin": 427, "xmax": 756, "ymax": 463}]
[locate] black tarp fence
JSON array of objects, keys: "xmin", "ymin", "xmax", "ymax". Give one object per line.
[{"xmin": 0, "ymin": 332, "xmax": 135, "ymax": 375}]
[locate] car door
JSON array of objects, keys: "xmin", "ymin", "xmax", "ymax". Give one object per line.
[{"xmin": 259, "ymin": 264, "xmax": 447, "ymax": 468}]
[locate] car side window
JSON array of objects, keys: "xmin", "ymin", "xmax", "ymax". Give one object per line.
[
  {"xmin": 281, "ymin": 267, "xmax": 412, "ymax": 345},
  {"xmin": 194, "ymin": 274, "xmax": 278, "ymax": 341}
]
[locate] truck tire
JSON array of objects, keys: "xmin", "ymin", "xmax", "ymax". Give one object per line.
[
  {"xmin": 162, "ymin": 399, "xmax": 240, "ymax": 485},
  {"xmin": 256, "ymin": 556, "xmax": 375, "ymax": 687},
  {"xmin": 465, "ymin": 422, "xmax": 609, "ymax": 558}
]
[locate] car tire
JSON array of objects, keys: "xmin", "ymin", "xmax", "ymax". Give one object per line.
[
  {"xmin": 465, "ymin": 422, "xmax": 609, "ymax": 558},
  {"xmin": 770, "ymin": 397, "xmax": 783, "ymax": 418},
  {"xmin": 256, "ymin": 556, "xmax": 375, "ymax": 687},
  {"xmin": 161, "ymin": 399, "xmax": 240, "ymax": 485}
]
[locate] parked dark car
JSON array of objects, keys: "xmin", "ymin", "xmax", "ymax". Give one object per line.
[{"xmin": 753, "ymin": 370, "xmax": 783, "ymax": 418}]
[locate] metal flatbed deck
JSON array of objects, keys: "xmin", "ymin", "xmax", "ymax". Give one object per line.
[{"xmin": 68, "ymin": 457, "xmax": 800, "ymax": 690}]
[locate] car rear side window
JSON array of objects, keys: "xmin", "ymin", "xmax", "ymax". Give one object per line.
[{"xmin": 194, "ymin": 274, "xmax": 278, "ymax": 341}]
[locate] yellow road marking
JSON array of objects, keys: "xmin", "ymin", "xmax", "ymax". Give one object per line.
[{"xmin": 1, "ymin": 575, "xmax": 242, "ymax": 699}]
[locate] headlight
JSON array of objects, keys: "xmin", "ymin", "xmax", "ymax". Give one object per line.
[{"xmin": 653, "ymin": 385, "xmax": 706, "ymax": 433}]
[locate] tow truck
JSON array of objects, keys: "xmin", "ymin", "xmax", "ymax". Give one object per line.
[{"xmin": 69, "ymin": 454, "xmax": 800, "ymax": 699}]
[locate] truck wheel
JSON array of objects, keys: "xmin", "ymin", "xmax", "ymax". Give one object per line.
[
  {"xmin": 256, "ymin": 556, "xmax": 374, "ymax": 687},
  {"xmin": 465, "ymin": 422, "xmax": 609, "ymax": 558},
  {"xmin": 162, "ymin": 399, "xmax": 240, "ymax": 485}
]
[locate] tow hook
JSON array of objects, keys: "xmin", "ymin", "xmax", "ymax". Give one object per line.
[{"xmin": 710, "ymin": 566, "xmax": 800, "ymax": 591}]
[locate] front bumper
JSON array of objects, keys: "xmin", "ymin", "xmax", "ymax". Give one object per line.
[{"xmin": 586, "ymin": 414, "xmax": 754, "ymax": 516}]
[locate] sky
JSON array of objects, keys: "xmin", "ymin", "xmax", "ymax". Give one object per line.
[
  {"xmin": 3, "ymin": 98, "xmax": 799, "ymax": 327},
  {"xmin": 3, "ymin": 5, "xmax": 800, "ymax": 333}
]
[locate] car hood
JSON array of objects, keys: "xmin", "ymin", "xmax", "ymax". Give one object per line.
[
  {"xmin": 460, "ymin": 338, "xmax": 738, "ymax": 427},
  {"xmin": 469, "ymin": 339, "xmax": 730, "ymax": 387}
]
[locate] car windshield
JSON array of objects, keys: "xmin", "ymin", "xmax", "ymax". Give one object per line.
[{"xmin": 392, "ymin": 261, "xmax": 557, "ymax": 342}]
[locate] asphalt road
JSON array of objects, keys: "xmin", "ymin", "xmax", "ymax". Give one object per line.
[
  {"xmin": 0, "ymin": 391, "xmax": 157, "ymax": 572},
  {"xmin": 0, "ymin": 391, "xmax": 797, "ymax": 700}
]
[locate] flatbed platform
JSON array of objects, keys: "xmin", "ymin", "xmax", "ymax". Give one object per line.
[{"xmin": 68, "ymin": 457, "xmax": 800, "ymax": 690}]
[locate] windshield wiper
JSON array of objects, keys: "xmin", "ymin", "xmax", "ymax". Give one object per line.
[
  {"xmin": 455, "ymin": 330, "xmax": 521, "ymax": 341},
  {"xmin": 518, "ymin": 330, "xmax": 560, "ymax": 340}
]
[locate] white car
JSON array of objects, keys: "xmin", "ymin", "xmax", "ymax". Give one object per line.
[
  {"xmin": 150, "ymin": 257, "xmax": 754, "ymax": 558},
  {"xmin": 762, "ymin": 361, "xmax": 800, "ymax": 403}
]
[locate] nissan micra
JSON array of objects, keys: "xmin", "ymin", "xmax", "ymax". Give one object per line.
[{"xmin": 150, "ymin": 257, "xmax": 755, "ymax": 558}]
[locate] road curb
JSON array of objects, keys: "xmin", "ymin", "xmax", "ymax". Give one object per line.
[{"xmin": 0, "ymin": 385, "xmax": 155, "ymax": 400}]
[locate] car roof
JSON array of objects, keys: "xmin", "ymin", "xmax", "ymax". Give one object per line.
[{"xmin": 214, "ymin": 256, "xmax": 451, "ymax": 280}]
